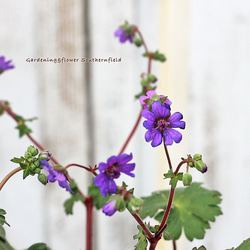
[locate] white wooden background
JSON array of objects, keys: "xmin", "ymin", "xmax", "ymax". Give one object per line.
[{"xmin": 1, "ymin": 1, "xmax": 250, "ymax": 250}]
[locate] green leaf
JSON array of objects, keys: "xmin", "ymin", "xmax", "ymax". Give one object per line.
[
  {"xmin": 63, "ymin": 180, "xmax": 85, "ymax": 215},
  {"xmin": 15, "ymin": 123, "xmax": 32, "ymax": 137},
  {"xmin": 227, "ymin": 238, "xmax": 250, "ymax": 250},
  {"xmin": 192, "ymin": 246, "xmax": 207, "ymax": 250},
  {"xmin": 133, "ymin": 226, "xmax": 148, "ymax": 250},
  {"xmin": 88, "ymin": 182, "xmax": 109, "ymax": 209},
  {"xmin": 139, "ymin": 183, "xmax": 222, "ymax": 241},
  {"xmin": 26, "ymin": 242, "xmax": 51, "ymax": 250},
  {"xmin": 163, "ymin": 169, "xmax": 175, "ymax": 179},
  {"xmin": 10, "ymin": 157, "xmax": 25, "ymax": 163}
]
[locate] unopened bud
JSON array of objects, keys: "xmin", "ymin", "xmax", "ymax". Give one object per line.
[
  {"xmin": 38, "ymin": 173, "xmax": 48, "ymax": 185},
  {"xmin": 27, "ymin": 145, "xmax": 39, "ymax": 157},
  {"xmin": 193, "ymin": 154, "xmax": 202, "ymax": 161},
  {"xmin": 195, "ymin": 160, "xmax": 208, "ymax": 173},
  {"xmin": 183, "ymin": 173, "xmax": 192, "ymax": 186}
]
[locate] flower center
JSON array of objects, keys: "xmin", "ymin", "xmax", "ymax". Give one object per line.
[
  {"xmin": 106, "ymin": 165, "xmax": 121, "ymax": 179},
  {"xmin": 156, "ymin": 119, "xmax": 170, "ymax": 132}
]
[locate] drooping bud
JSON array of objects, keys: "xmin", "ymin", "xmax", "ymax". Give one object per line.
[
  {"xmin": 38, "ymin": 173, "xmax": 48, "ymax": 185},
  {"xmin": 183, "ymin": 173, "xmax": 192, "ymax": 186},
  {"xmin": 195, "ymin": 160, "xmax": 208, "ymax": 173},
  {"xmin": 133, "ymin": 37, "xmax": 142, "ymax": 47},
  {"xmin": 102, "ymin": 200, "xmax": 117, "ymax": 216}
]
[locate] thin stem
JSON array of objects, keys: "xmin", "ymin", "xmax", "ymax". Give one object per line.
[
  {"xmin": 118, "ymin": 109, "xmax": 142, "ymax": 155},
  {"xmin": 65, "ymin": 163, "xmax": 97, "ymax": 176},
  {"xmin": 84, "ymin": 196, "xmax": 94, "ymax": 250},
  {"xmin": 0, "ymin": 167, "xmax": 22, "ymax": 191},
  {"xmin": 164, "ymin": 143, "xmax": 173, "ymax": 170},
  {"xmin": 172, "ymin": 239, "xmax": 177, "ymax": 250},
  {"xmin": 135, "ymin": 27, "xmax": 149, "ymax": 54},
  {"xmin": 130, "ymin": 212, "xmax": 154, "ymax": 240},
  {"xmin": 155, "ymin": 187, "xmax": 175, "ymax": 237}
]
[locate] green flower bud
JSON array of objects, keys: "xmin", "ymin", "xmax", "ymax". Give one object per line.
[
  {"xmin": 147, "ymin": 74, "xmax": 157, "ymax": 83},
  {"xmin": 38, "ymin": 173, "xmax": 48, "ymax": 185},
  {"xmin": 27, "ymin": 145, "xmax": 39, "ymax": 157},
  {"xmin": 24, "ymin": 151, "xmax": 32, "ymax": 159},
  {"xmin": 182, "ymin": 173, "xmax": 192, "ymax": 186},
  {"xmin": 151, "ymin": 94, "xmax": 160, "ymax": 102},
  {"xmin": 195, "ymin": 160, "xmax": 208, "ymax": 173},
  {"xmin": 38, "ymin": 150, "xmax": 51, "ymax": 161},
  {"xmin": 133, "ymin": 37, "xmax": 142, "ymax": 47},
  {"xmin": 115, "ymin": 196, "xmax": 126, "ymax": 212},
  {"xmin": 193, "ymin": 154, "xmax": 202, "ymax": 161},
  {"xmin": 140, "ymin": 78, "xmax": 148, "ymax": 87},
  {"xmin": 129, "ymin": 197, "xmax": 143, "ymax": 208}
]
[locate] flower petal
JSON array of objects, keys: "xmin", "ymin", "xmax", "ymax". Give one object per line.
[
  {"xmin": 152, "ymin": 102, "xmax": 170, "ymax": 118},
  {"xmin": 118, "ymin": 163, "xmax": 135, "ymax": 177},
  {"xmin": 168, "ymin": 112, "xmax": 185, "ymax": 129},
  {"xmin": 141, "ymin": 110, "xmax": 156, "ymax": 121},
  {"xmin": 117, "ymin": 153, "xmax": 133, "ymax": 165},
  {"xmin": 98, "ymin": 162, "xmax": 109, "ymax": 172},
  {"xmin": 164, "ymin": 128, "xmax": 182, "ymax": 144}
]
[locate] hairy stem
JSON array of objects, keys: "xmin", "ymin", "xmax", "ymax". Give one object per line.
[{"xmin": 0, "ymin": 167, "xmax": 22, "ymax": 191}]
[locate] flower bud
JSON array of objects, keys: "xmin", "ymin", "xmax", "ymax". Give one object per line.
[
  {"xmin": 182, "ymin": 173, "xmax": 192, "ymax": 186},
  {"xmin": 38, "ymin": 173, "xmax": 48, "ymax": 185},
  {"xmin": 195, "ymin": 160, "xmax": 208, "ymax": 173},
  {"xmin": 193, "ymin": 154, "xmax": 202, "ymax": 161},
  {"xmin": 129, "ymin": 197, "xmax": 143, "ymax": 208},
  {"xmin": 147, "ymin": 74, "xmax": 157, "ymax": 83},
  {"xmin": 38, "ymin": 150, "xmax": 51, "ymax": 161},
  {"xmin": 27, "ymin": 145, "xmax": 39, "ymax": 156},
  {"xmin": 115, "ymin": 196, "xmax": 126, "ymax": 212},
  {"xmin": 140, "ymin": 78, "xmax": 148, "ymax": 87},
  {"xmin": 133, "ymin": 37, "xmax": 142, "ymax": 47},
  {"xmin": 102, "ymin": 200, "xmax": 117, "ymax": 216}
]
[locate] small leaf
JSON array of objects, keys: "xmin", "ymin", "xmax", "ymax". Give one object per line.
[
  {"xmin": 10, "ymin": 157, "xmax": 25, "ymax": 163},
  {"xmin": 26, "ymin": 242, "xmax": 51, "ymax": 250},
  {"xmin": 15, "ymin": 123, "xmax": 32, "ymax": 137},
  {"xmin": 88, "ymin": 182, "xmax": 109, "ymax": 209},
  {"xmin": 163, "ymin": 170, "xmax": 175, "ymax": 179},
  {"xmin": 233, "ymin": 238, "xmax": 250, "ymax": 250},
  {"xmin": 133, "ymin": 226, "xmax": 148, "ymax": 250},
  {"xmin": 192, "ymin": 246, "xmax": 206, "ymax": 250}
]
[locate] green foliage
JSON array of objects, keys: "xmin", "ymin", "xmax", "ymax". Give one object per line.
[
  {"xmin": 87, "ymin": 182, "xmax": 109, "ymax": 209},
  {"xmin": 163, "ymin": 170, "xmax": 183, "ymax": 189},
  {"xmin": 226, "ymin": 238, "xmax": 250, "ymax": 250},
  {"xmin": 0, "ymin": 209, "xmax": 14, "ymax": 250},
  {"xmin": 14, "ymin": 115, "xmax": 37, "ymax": 138},
  {"xmin": 133, "ymin": 226, "xmax": 148, "ymax": 250},
  {"xmin": 142, "ymin": 50, "xmax": 166, "ymax": 62},
  {"xmin": 26, "ymin": 243, "xmax": 51, "ymax": 250},
  {"xmin": 192, "ymin": 246, "xmax": 206, "ymax": 250},
  {"xmin": 63, "ymin": 180, "xmax": 85, "ymax": 215},
  {"xmin": 10, "ymin": 146, "xmax": 46, "ymax": 180},
  {"xmin": 138, "ymin": 183, "xmax": 222, "ymax": 241}
]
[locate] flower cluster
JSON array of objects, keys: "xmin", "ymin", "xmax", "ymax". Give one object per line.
[
  {"xmin": 94, "ymin": 153, "xmax": 135, "ymax": 197},
  {"xmin": 0, "ymin": 56, "xmax": 14, "ymax": 74},
  {"xmin": 141, "ymin": 91, "xmax": 185, "ymax": 147},
  {"xmin": 39, "ymin": 159, "xmax": 73, "ymax": 193}
]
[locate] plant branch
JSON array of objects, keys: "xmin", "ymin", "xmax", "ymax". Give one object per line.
[
  {"xmin": 0, "ymin": 167, "xmax": 22, "ymax": 191},
  {"xmin": 163, "ymin": 143, "xmax": 173, "ymax": 170},
  {"xmin": 118, "ymin": 109, "xmax": 142, "ymax": 155}
]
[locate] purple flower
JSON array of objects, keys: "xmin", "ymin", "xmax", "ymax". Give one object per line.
[
  {"xmin": 102, "ymin": 200, "xmax": 117, "ymax": 216},
  {"xmin": 39, "ymin": 159, "xmax": 73, "ymax": 193},
  {"xmin": 142, "ymin": 101, "xmax": 185, "ymax": 147},
  {"xmin": 140, "ymin": 90, "xmax": 172, "ymax": 110},
  {"xmin": 94, "ymin": 153, "xmax": 135, "ymax": 197},
  {"xmin": 0, "ymin": 56, "xmax": 14, "ymax": 73},
  {"xmin": 114, "ymin": 28, "xmax": 133, "ymax": 43}
]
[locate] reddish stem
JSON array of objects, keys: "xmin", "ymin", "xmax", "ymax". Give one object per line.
[
  {"xmin": 118, "ymin": 109, "xmax": 142, "ymax": 155},
  {"xmin": 84, "ymin": 196, "xmax": 94, "ymax": 250},
  {"xmin": 164, "ymin": 143, "xmax": 173, "ymax": 170},
  {"xmin": 156, "ymin": 187, "xmax": 175, "ymax": 237},
  {"xmin": 65, "ymin": 163, "xmax": 97, "ymax": 176}
]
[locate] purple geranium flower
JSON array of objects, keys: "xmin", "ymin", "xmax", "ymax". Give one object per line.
[
  {"xmin": 114, "ymin": 28, "xmax": 133, "ymax": 43},
  {"xmin": 39, "ymin": 159, "xmax": 73, "ymax": 193},
  {"xmin": 0, "ymin": 56, "xmax": 14, "ymax": 73},
  {"xmin": 142, "ymin": 101, "xmax": 185, "ymax": 147},
  {"xmin": 140, "ymin": 90, "xmax": 172, "ymax": 110},
  {"xmin": 102, "ymin": 200, "xmax": 117, "ymax": 216},
  {"xmin": 94, "ymin": 153, "xmax": 135, "ymax": 197}
]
